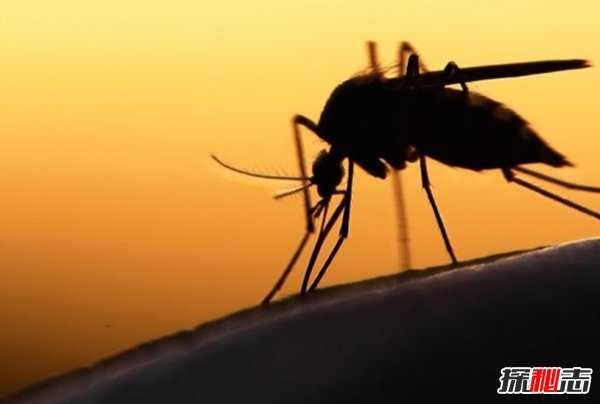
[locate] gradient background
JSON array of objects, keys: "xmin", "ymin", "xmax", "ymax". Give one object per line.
[{"xmin": 1, "ymin": 0, "xmax": 599, "ymax": 398}]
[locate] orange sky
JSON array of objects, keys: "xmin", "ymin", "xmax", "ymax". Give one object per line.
[{"xmin": 1, "ymin": 0, "xmax": 599, "ymax": 397}]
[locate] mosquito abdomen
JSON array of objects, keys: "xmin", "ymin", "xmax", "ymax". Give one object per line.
[{"xmin": 408, "ymin": 89, "xmax": 572, "ymax": 170}]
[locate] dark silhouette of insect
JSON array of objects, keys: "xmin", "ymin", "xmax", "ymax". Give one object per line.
[{"xmin": 213, "ymin": 41, "xmax": 598, "ymax": 304}]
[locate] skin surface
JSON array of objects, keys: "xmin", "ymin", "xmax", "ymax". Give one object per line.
[{"xmin": 7, "ymin": 238, "xmax": 600, "ymax": 404}]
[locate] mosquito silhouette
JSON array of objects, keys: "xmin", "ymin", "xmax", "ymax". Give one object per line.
[{"xmin": 212, "ymin": 41, "xmax": 598, "ymax": 304}]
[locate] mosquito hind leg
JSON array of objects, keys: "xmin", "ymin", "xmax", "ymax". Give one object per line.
[
  {"xmin": 502, "ymin": 168, "xmax": 600, "ymax": 220},
  {"xmin": 513, "ymin": 166, "xmax": 600, "ymax": 193},
  {"xmin": 420, "ymin": 156, "xmax": 458, "ymax": 265}
]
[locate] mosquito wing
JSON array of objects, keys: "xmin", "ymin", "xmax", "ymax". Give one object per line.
[{"xmin": 389, "ymin": 59, "xmax": 590, "ymax": 88}]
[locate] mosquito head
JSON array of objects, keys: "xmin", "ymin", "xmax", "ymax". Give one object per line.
[{"xmin": 311, "ymin": 149, "xmax": 345, "ymax": 200}]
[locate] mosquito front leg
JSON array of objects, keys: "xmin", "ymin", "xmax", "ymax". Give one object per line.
[
  {"xmin": 308, "ymin": 160, "xmax": 355, "ymax": 291},
  {"xmin": 420, "ymin": 156, "xmax": 458, "ymax": 265},
  {"xmin": 262, "ymin": 114, "xmax": 324, "ymax": 304},
  {"xmin": 262, "ymin": 231, "xmax": 312, "ymax": 305},
  {"xmin": 262, "ymin": 200, "xmax": 336, "ymax": 304},
  {"xmin": 293, "ymin": 114, "xmax": 320, "ymax": 233},
  {"xmin": 300, "ymin": 195, "xmax": 347, "ymax": 294}
]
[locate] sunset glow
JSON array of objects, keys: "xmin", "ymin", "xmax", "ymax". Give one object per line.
[{"xmin": 1, "ymin": 0, "xmax": 599, "ymax": 397}]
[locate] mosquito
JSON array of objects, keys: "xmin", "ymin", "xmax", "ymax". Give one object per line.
[{"xmin": 213, "ymin": 41, "xmax": 598, "ymax": 304}]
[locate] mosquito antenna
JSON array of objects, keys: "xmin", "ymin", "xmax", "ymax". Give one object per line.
[
  {"xmin": 514, "ymin": 166, "xmax": 600, "ymax": 193},
  {"xmin": 211, "ymin": 154, "xmax": 309, "ymax": 181}
]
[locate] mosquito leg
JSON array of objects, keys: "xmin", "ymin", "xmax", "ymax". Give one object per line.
[
  {"xmin": 264, "ymin": 112, "xmax": 319, "ymax": 304},
  {"xmin": 420, "ymin": 156, "xmax": 458, "ymax": 264},
  {"xmin": 399, "ymin": 41, "xmax": 428, "ymax": 74},
  {"xmin": 406, "ymin": 54, "xmax": 421, "ymax": 82},
  {"xmin": 502, "ymin": 169, "xmax": 600, "ymax": 220},
  {"xmin": 308, "ymin": 237, "xmax": 344, "ymax": 292},
  {"xmin": 308, "ymin": 161, "xmax": 355, "ymax": 291},
  {"xmin": 366, "ymin": 42, "xmax": 411, "ymax": 271},
  {"xmin": 367, "ymin": 41, "xmax": 382, "ymax": 77},
  {"xmin": 513, "ymin": 166, "xmax": 600, "ymax": 193},
  {"xmin": 300, "ymin": 206, "xmax": 328, "ymax": 294},
  {"xmin": 262, "ymin": 114, "xmax": 320, "ymax": 302},
  {"xmin": 262, "ymin": 231, "xmax": 312, "ymax": 305},
  {"xmin": 399, "ymin": 42, "xmax": 416, "ymax": 75},
  {"xmin": 262, "ymin": 201, "xmax": 327, "ymax": 304},
  {"xmin": 294, "ymin": 114, "xmax": 319, "ymax": 134},
  {"xmin": 301, "ymin": 196, "xmax": 346, "ymax": 293},
  {"xmin": 443, "ymin": 61, "xmax": 469, "ymax": 93},
  {"xmin": 407, "ymin": 54, "xmax": 461, "ymax": 266},
  {"xmin": 391, "ymin": 169, "xmax": 412, "ymax": 270},
  {"xmin": 340, "ymin": 160, "xmax": 354, "ymax": 236},
  {"xmin": 391, "ymin": 43, "xmax": 418, "ymax": 271},
  {"xmin": 293, "ymin": 114, "xmax": 320, "ymax": 233}
]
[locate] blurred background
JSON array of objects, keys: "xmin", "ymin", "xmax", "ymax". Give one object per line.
[{"xmin": 1, "ymin": 0, "xmax": 598, "ymax": 398}]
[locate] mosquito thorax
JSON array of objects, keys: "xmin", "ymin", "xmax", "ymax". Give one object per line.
[
  {"xmin": 317, "ymin": 76, "xmax": 387, "ymax": 145},
  {"xmin": 312, "ymin": 149, "xmax": 345, "ymax": 199}
]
